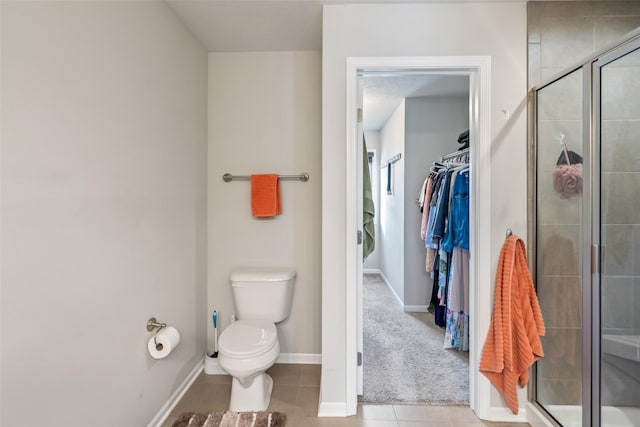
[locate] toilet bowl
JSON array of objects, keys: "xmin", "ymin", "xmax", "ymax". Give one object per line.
[
  {"xmin": 218, "ymin": 320, "xmax": 280, "ymax": 411},
  {"xmin": 217, "ymin": 267, "xmax": 295, "ymax": 412}
]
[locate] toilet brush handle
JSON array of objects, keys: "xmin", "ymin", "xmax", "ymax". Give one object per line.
[{"xmin": 212, "ymin": 310, "xmax": 218, "ymax": 354}]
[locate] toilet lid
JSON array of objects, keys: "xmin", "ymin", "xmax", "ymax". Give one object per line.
[{"xmin": 219, "ymin": 320, "xmax": 277, "ymax": 358}]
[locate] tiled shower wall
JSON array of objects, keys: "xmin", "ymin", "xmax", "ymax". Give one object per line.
[
  {"xmin": 529, "ymin": 1, "xmax": 640, "ymax": 408},
  {"xmin": 528, "ymin": 1, "xmax": 640, "ymax": 88}
]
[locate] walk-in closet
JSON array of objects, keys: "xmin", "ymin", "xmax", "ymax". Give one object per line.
[{"xmin": 359, "ymin": 73, "xmax": 473, "ymax": 405}]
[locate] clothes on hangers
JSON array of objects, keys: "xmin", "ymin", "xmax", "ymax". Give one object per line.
[
  {"xmin": 444, "ymin": 247, "xmax": 470, "ymax": 351},
  {"xmin": 418, "ymin": 146, "xmax": 470, "ymax": 350},
  {"xmin": 443, "ymin": 167, "xmax": 469, "ymax": 252},
  {"xmin": 420, "ymin": 175, "xmax": 434, "ymax": 241}
]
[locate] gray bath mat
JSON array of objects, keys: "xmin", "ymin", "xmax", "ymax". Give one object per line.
[{"xmin": 171, "ymin": 411, "xmax": 286, "ymax": 427}]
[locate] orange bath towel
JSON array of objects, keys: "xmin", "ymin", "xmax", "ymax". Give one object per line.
[
  {"xmin": 251, "ymin": 174, "xmax": 282, "ymax": 217},
  {"xmin": 480, "ymin": 235, "xmax": 545, "ymax": 414}
]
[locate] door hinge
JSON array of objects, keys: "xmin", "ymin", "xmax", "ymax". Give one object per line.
[
  {"xmin": 357, "ymin": 230, "xmax": 363, "ymax": 245},
  {"xmin": 357, "ymin": 352, "xmax": 363, "ymax": 366},
  {"xmin": 357, "ymin": 108, "xmax": 363, "ymax": 123}
]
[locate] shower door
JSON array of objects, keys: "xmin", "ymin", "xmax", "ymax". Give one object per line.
[
  {"xmin": 533, "ymin": 67, "xmax": 585, "ymax": 427},
  {"xmin": 532, "ymin": 30, "xmax": 640, "ymax": 427},
  {"xmin": 594, "ymin": 41, "xmax": 640, "ymax": 427}
]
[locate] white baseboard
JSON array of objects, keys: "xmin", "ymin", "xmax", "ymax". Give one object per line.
[
  {"xmin": 147, "ymin": 359, "xmax": 204, "ymax": 427},
  {"xmin": 403, "ymin": 305, "xmax": 429, "ymax": 312},
  {"xmin": 378, "ymin": 271, "xmax": 403, "ymax": 306},
  {"xmin": 489, "ymin": 406, "xmax": 528, "ymax": 423},
  {"xmin": 317, "ymin": 401, "xmax": 347, "ymax": 417},
  {"xmin": 366, "ymin": 271, "xmax": 429, "ymax": 313},
  {"xmin": 276, "ymin": 353, "xmax": 321, "ymax": 364},
  {"xmin": 365, "ymin": 270, "xmax": 429, "ymax": 313}
]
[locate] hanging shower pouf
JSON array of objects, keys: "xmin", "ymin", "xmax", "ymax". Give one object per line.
[{"xmin": 552, "ymin": 143, "xmax": 583, "ymax": 199}]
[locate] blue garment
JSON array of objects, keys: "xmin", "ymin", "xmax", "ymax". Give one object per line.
[
  {"xmin": 425, "ymin": 172, "xmax": 444, "ymax": 249},
  {"xmin": 432, "ymin": 171, "xmax": 452, "ymax": 241},
  {"xmin": 431, "ymin": 248, "xmax": 447, "ymax": 328},
  {"xmin": 450, "ymin": 169, "xmax": 470, "ymax": 250},
  {"xmin": 443, "ymin": 168, "xmax": 470, "ymax": 251},
  {"xmin": 425, "ymin": 207, "xmax": 438, "ymax": 249}
]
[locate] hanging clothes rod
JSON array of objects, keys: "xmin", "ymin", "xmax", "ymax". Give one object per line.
[
  {"xmin": 222, "ymin": 172, "xmax": 309, "ymax": 183},
  {"xmin": 441, "ymin": 147, "xmax": 469, "ymax": 161}
]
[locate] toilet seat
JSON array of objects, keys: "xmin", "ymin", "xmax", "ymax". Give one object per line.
[{"xmin": 219, "ymin": 319, "xmax": 278, "ymax": 359}]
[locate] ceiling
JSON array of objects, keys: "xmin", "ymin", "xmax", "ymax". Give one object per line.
[
  {"xmin": 165, "ymin": 0, "xmax": 527, "ymax": 52},
  {"xmin": 164, "ymin": 1, "xmax": 492, "ymax": 131},
  {"xmin": 165, "ymin": 0, "xmax": 324, "ymax": 52},
  {"xmin": 363, "ymin": 75, "xmax": 469, "ymax": 131}
]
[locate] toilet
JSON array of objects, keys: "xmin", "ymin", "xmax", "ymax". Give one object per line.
[{"xmin": 218, "ymin": 267, "xmax": 296, "ymax": 412}]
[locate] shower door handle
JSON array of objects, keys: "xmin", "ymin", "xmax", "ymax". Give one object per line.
[{"xmin": 592, "ymin": 244, "xmax": 603, "ymax": 275}]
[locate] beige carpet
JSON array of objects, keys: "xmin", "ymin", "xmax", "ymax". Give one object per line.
[
  {"xmin": 362, "ymin": 274, "xmax": 469, "ymax": 404},
  {"xmin": 171, "ymin": 411, "xmax": 286, "ymax": 427}
]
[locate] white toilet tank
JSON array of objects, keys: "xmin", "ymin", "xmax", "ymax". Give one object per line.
[{"xmin": 230, "ymin": 267, "xmax": 296, "ymax": 323}]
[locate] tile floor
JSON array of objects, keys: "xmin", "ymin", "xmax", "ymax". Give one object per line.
[{"xmin": 162, "ymin": 364, "xmax": 530, "ymax": 427}]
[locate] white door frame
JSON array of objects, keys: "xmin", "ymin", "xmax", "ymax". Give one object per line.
[
  {"xmin": 345, "ymin": 56, "xmax": 493, "ymax": 419},
  {"xmin": 355, "ymin": 77, "xmax": 364, "ymax": 396}
]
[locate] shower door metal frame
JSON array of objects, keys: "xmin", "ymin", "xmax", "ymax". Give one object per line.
[
  {"xmin": 528, "ymin": 27, "xmax": 640, "ymax": 427},
  {"xmin": 591, "ymin": 34, "xmax": 640, "ymax": 427},
  {"xmin": 583, "ymin": 57, "xmax": 596, "ymax": 427},
  {"xmin": 528, "ymin": 64, "xmax": 586, "ymax": 427}
]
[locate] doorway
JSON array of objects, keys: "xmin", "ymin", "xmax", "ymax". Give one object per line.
[
  {"xmin": 360, "ymin": 74, "xmax": 471, "ymax": 404},
  {"xmin": 344, "ymin": 56, "xmax": 494, "ymax": 418}
]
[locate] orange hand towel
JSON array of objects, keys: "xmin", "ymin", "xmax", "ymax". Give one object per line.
[
  {"xmin": 480, "ymin": 235, "xmax": 545, "ymax": 414},
  {"xmin": 251, "ymin": 174, "xmax": 282, "ymax": 218}
]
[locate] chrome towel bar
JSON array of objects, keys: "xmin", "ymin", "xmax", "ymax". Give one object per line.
[{"xmin": 222, "ymin": 172, "xmax": 309, "ymax": 182}]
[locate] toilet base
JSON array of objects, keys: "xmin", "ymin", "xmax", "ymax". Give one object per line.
[{"xmin": 229, "ymin": 373, "xmax": 274, "ymax": 412}]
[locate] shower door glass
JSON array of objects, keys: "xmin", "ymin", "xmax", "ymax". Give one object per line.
[
  {"xmin": 598, "ymin": 44, "xmax": 640, "ymax": 427},
  {"xmin": 535, "ymin": 68, "xmax": 584, "ymax": 426}
]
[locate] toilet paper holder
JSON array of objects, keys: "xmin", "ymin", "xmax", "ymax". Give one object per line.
[{"xmin": 146, "ymin": 317, "xmax": 166, "ymax": 333}]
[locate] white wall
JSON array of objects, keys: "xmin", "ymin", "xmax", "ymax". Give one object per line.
[
  {"xmin": 1, "ymin": 2, "xmax": 208, "ymax": 426},
  {"xmin": 321, "ymin": 2, "xmax": 528, "ymax": 416},
  {"xmin": 363, "ymin": 131, "xmax": 380, "ymax": 271},
  {"xmin": 378, "ymin": 102, "xmax": 405, "ymax": 301},
  {"xmin": 208, "ymin": 52, "xmax": 322, "ymax": 358},
  {"xmin": 404, "ymin": 95, "xmax": 469, "ymax": 308}
]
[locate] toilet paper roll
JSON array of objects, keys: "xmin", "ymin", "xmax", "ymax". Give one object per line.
[{"xmin": 148, "ymin": 326, "xmax": 180, "ymax": 359}]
